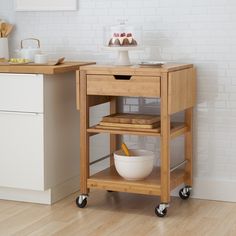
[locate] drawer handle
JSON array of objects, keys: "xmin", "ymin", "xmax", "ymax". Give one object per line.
[
  {"xmin": 114, "ymin": 75, "xmax": 131, "ymax": 80},
  {"xmin": 0, "ymin": 110, "xmax": 41, "ymax": 115}
]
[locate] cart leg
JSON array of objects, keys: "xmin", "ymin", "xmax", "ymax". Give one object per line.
[
  {"xmin": 110, "ymin": 97, "xmax": 117, "ymax": 166},
  {"xmin": 184, "ymin": 107, "xmax": 193, "ymax": 186},
  {"xmin": 160, "ymin": 73, "xmax": 171, "ymax": 204},
  {"xmin": 79, "ymin": 70, "xmax": 89, "ymax": 195}
]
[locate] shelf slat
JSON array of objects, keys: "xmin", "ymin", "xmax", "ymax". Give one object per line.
[{"xmin": 87, "ymin": 166, "xmax": 185, "ymax": 196}]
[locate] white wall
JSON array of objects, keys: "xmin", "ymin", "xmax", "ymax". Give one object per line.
[{"xmin": 1, "ymin": 0, "xmax": 236, "ymax": 202}]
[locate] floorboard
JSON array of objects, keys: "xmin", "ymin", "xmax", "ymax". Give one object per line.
[{"xmin": 0, "ymin": 190, "xmax": 236, "ymax": 236}]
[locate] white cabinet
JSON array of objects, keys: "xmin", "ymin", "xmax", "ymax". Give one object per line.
[
  {"xmin": 0, "ymin": 72, "xmax": 80, "ymax": 203},
  {"xmin": 0, "ymin": 111, "xmax": 44, "ymax": 190},
  {"xmin": 0, "ymin": 74, "xmax": 43, "ymax": 113}
]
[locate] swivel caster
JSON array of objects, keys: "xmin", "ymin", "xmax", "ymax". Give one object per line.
[
  {"xmin": 76, "ymin": 195, "xmax": 88, "ymax": 208},
  {"xmin": 179, "ymin": 186, "xmax": 192, "ymax": 200},
  {"xmin": 155, "ymin": 203, "xmax": 169, "ymax": 217}
]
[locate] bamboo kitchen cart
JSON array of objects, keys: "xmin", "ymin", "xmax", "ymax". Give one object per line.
[{"xmin": 76, "ymin": 64, "xmax": 196, "ymax": 217}]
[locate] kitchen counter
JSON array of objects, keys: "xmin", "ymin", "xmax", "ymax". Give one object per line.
[
  {"xmin": 0, "ymin": 61, "xmax": 95, "ymax": 74},
  {"xmin": 0, "ymin": 61, "xmax": 95, "ymax": 204}
]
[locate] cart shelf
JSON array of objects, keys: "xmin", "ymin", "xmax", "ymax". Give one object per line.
[
  {"xmin": 88, "ymin": 166, "xmax": 186, "ymax": 196},
  {"xmin": 87, "ymin": 122, "xmax": 188, "ymax": 138}
]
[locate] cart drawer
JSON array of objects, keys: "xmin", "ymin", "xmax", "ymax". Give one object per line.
[{"xmin": 87, "ymin": 74, "xmax": 160, "ymax": 97}]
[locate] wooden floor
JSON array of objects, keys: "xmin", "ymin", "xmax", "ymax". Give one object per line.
[{"xmin": 0, "ymin": 190, "xmax": 236, "ymax": 236}]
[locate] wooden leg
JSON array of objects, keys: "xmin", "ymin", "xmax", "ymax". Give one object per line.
[
  {"xmin": 185, "ymin": 107, "xmax": 193, "ymax": 186},
  {"xmin": 110, "ymin": 97, "xmax": 117, "ymax": 166},
  {"xmin": 160, "ymin": 73, "xmax": 171, "ymax": 203},
  {"xmin": 79, "ymin": 71, "xmax": 89, "ymax": 195}
]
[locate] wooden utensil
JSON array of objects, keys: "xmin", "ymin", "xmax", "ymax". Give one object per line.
[
  {"xmin": 5, "ymin": 24, "xmax": 13, "ymax": 37},
  {"xmin": 1, "ymin": 22, "xmax": 7, "ymax": 37},
  {"xmin": 0, "ymin": 22, "xmax": 2, "ymax": 37},
  {"xmin": 121, "ymin": 143, "xmax": 130, "ymax": 156}
]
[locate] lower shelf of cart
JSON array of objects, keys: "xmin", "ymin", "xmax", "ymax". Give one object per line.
[{"xmin": 87, "ymin": 166, "xmax": 186, "ymax": 196}]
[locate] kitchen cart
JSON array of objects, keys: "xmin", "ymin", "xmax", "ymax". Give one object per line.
[{"xmin": 76, "ymin": 64, "xmax": 196, "ymax": 217}]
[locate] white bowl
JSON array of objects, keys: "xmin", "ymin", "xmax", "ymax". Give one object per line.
[
  {"xmin": 114, "ymin": 149, "xmax": 154, "ymax": 180},
  {"xmin": 34, "ymin": 54, "xmax": 48, "ymax": 64}
]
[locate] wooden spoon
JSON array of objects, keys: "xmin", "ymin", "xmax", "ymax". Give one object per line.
[
  {"xmin": 5, "ymin": 24, "xmax": 14, "ymax": 37},
  {"xmin": 121, "ymin": 142, "xmax": 131, "ymax": 156},
  {"xmin": 0, "ymin": 22, "xmax": 2, "ymax": 37},
  {"xmin": 1, "ymin": 22, "xmax": 7, "ymax": 37}
]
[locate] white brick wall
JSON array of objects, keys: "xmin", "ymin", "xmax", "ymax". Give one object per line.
[{"xmin": 1, "ymin": 0, "xmax": 236, "ymax": 201}]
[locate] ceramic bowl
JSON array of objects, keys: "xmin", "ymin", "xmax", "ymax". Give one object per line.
[{"xmin": 114, "ymin": 149, "xmax": 154, "ymax": 180}]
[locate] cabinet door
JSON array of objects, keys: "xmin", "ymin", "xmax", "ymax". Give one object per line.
[
  {"xmin": 0, "ymin": 111, "xmax": 44, "ymax": 191},
  {"xmin": 0, "ymin": 73, "xmax": 43, "ymax": 113}
]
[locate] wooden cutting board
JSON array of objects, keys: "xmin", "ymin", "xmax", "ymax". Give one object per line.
[
  {"xmin": 96, "ymin": 125, "xmax": 160, "ymax": 133},
  {"xmin": 99, "ymin": 121, "xmax": 160, "ymax": 129},
  {"xmin": 102, "ymin": 113, "xmax": 160, "ymax": 125},
  {"xmin": 0, "ymin": 57, "xmax": 65, "ymax": 66}
]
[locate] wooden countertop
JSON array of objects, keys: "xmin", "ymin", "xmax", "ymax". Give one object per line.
[
  {"xmin": 0, "ymin": 61, "xmax": 95, "ymax": 75},
  {"xmin": 80, "ymin": 63, "xmax": 193, "ymax": 75}
]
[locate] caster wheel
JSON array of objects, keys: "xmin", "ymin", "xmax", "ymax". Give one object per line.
[
  {"xmin": 76, "ymin": 195, "xmax": 87, "ymax": 208},
  {"xmin": 179, "ymin": 186, "xmax": 191, "ymax": 200},
  {"xmin": 155, "ymin": 203, "xmax": 168, "ymax": 217}
]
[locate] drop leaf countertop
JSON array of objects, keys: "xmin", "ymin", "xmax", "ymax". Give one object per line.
[{"xmin": 0, "ymin": 61, "xmax": 95, "ymax": 75}]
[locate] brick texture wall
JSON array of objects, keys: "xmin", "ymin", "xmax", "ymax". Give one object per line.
[{"xmin": 1, "ymin": 0, "xmax": 236, "ymax": 201}]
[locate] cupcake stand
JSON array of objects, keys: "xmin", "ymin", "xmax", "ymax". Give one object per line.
[
  {"xmin": 103, "ymin": 23, "xmax": 142, "ymax": 66},
  {"xmin": 103, "ymin": 46, "xmax": 143, "ymax": 66}
]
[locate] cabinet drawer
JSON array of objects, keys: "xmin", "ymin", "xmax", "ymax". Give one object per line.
[
  {"xmin": 0, "ymin": 73, "xmax": 43, "ymax": 113},
  {"xmin": 87, "ymin": 74, "xmax": 160, "ymax": 97},
  {"xmin": 0, "ymin": 111, "xmax": 44, "ymax": 190}
]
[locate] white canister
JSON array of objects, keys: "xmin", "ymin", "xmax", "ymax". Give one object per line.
[
  {"xmin": 0, "ymin": 38, "xmax": 9, "ymax": 59},
  {"xmin": 34, "ymin": 54, "xmax": 48, "ymax": 64}
]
